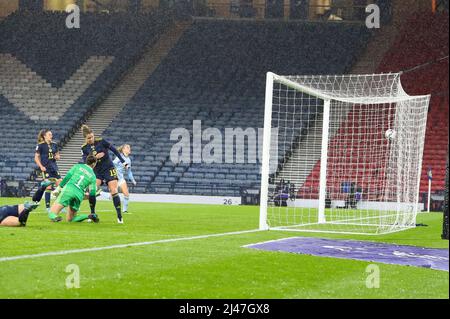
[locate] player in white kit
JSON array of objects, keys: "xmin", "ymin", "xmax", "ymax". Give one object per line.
[{"xmin": 113, "ymin": 144, "xmax": 137, "ymax": 214}]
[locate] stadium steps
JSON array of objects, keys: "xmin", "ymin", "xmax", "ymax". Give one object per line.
[
  {"xmin": 0, "ymin": 54, "xmax": 113, "ymax": 121},
  {"xmin": 350, "ymin": 0, "xmax": 411, "ymax": 74},
  {"xmin": 350, "ymin": 25, "xmax": 398, "ymax": 74},
  {"xmin": 275, "ymin": 121, "xmax": 323, "ymax": 187},
  {"xmin": 275, "ymin": 106, "xmax": 352, "ymax": 188},
  {"xmin": 57, "ymin": 21, "xmax": 192, "ymax": 176}
]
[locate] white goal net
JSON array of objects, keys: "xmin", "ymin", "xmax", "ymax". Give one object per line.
[{"xmin": 259, "ymin": 72, "xmax": 430, "ymax": 235}]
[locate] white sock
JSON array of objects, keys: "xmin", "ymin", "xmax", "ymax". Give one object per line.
[{"xmin": 123, "ymin": 196, "xmax": 129, "ymax": 212}]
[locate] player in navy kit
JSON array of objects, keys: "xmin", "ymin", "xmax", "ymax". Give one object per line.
[
  {"xmin": 0, "ymin": 180, "xmax": 54, "ymax": 227},
  {"xmin": 81, "ymin": 125, "xmax": 128, "ymax": 223},
  {"xmin": 34, "ymin": 129, "xmax": 62, "ymax": 212}
]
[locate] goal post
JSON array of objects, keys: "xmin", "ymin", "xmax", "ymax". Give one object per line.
[
  {"xmin": 259, "ymin": 72, "xmax": 430, "ymax": 235},
  {"xmin": 318, "ymin": 98, "xmax": 331, "ymax": 224},
  {"xmin": 259, "ymin": 72, "xmax": 274, "ymax": 231}
]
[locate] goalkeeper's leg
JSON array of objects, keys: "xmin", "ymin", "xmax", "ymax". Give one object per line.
[
  {"xmin": 48, "ymin": 187, "xmax": 74, "ymax": 222},
  {"xmin": 48, "ymin": 203, "xmax": 64, "ymax": 222},
  {"xmin": 65, "ymin": 204, "xmax": 99, "ymax": 223},
  {"xmin": 66, "ymin": 206, "xmax": 88, "ymax": 222}
]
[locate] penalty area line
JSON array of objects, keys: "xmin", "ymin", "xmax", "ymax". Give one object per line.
[{"xmin": 0, "ymin": 229, "xmax": 261, "ymax": 262}]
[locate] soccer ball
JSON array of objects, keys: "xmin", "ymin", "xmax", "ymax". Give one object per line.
[{"xmin": 385, "ymin": 129, "xmax": 396, "ymax": 140}]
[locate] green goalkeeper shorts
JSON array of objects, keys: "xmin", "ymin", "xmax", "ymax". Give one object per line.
[{"xmin": 56, "ymin": 185, "xmax": 84, "ymax": 212}]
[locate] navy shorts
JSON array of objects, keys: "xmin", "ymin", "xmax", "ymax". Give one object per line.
[
  {"xmin": 41, "ymin": 167, "xmax": 61, "ymax": 180},
  {"xmin": 0, "ymin": 205, "xmax": 19, "ymax": 224},
  {"xmin": 95, "ymin": 166, "xmax": 118, "ymax": 185}
]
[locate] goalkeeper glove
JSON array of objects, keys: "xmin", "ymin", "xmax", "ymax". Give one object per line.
[{"xmin": 51, "ymin": 186, "xmax": 62, "ymax": 200}]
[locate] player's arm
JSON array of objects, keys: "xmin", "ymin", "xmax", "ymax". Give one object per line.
[
  {"xmin": 113, "ymin": 157, "xmax": 121, "ymax": 167},
  {"xmin": 89, "ymin": 175, "xmax": 97, "ymax": 197},
  {"xmin": 127, "ymin": 165, "xmax": 137, "ymax": 186},
  {"xmin": 95, "ymin": 152, "xmax": 105, "ymax": 159},
  {"xmin": 81, "ymin": 147, "xmax": 88, "ymax": 163},
  {"xmin": 34, "ymin": 145, "xmax": 45, "ymax": 171},
  {"xmin": 55, "ymin": 144, "xmax": 61, "ymax": 160},
  {"xmin": 104, "ymin": 139, "xmax": 126, "ymax": 165},
  {"xmin": 59, "ymin": 166, "xmax": 75, "ymax": 188},
  {"xmin": 52, "ymin": 166, "xmax": 74, "ymax": 198}
]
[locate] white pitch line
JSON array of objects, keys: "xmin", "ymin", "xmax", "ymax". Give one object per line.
[
  {"xmin": 0, "ymin": 229, "xmax": 261, "ymax": 262},
  {"xmin": 242, "ymin": 236, "xmax": 299, "ymax": 248},
  {"xmin": 33, "ymin": 210, "xmax": 121, "ymax": 214}
]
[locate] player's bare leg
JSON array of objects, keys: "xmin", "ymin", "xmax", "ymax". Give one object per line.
[
  {"xmin": 54, "ymin": 179, "xmax": 67, "ymax": 213},
  {"xmin": 0, "ymin": 203, "xmax": 39, "ymax": 227},
  {"xmin": 0, "ymin": 216, "xmax": 22, "ymax": 227},
  {"xmin": 66, "ymin": 206, "xmax": 76, "ymax": 222},
  {"xmin": 14, "ymin": 179, "xmax": 54, "ymax": 224}
]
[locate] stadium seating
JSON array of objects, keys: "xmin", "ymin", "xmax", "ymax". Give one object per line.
[
  {"xmin": 378, "ymin": 12, "xmax": 449, "ymax": 193},
  {"xmin": 0, "ymin": 10, "xmax": 171, "ymax": 180},
  {"xmin": 299, "ymin": 11, "xmax": 449, "ymax": 200},
  {"xmin": 103, "ymin": 19, "xmax": 371, "ymax": 196}
]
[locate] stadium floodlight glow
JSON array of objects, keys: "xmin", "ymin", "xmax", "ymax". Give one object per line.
[{"xmin": 259, "ymin": 72, "xmax": 430, "ymax": 235}]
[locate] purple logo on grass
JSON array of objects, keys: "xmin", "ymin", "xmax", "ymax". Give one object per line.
[{"xmin": 245, "ymin": 237, "xmax": 449, "ymax": 272}]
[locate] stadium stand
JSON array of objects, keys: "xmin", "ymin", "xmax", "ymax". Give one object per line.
[
  {"xmin": 4, "ymin": 8, "xmax": 444, "ymax": 204},
  {"xmin": 377, "ymin": 12, "xmax": 449, "ymax": 194},
  {"xmin": 298, "ymin": 11, "xmax": 449, "ymax": 201},
  {"xmin": 103, "ymin": 19, "xmax": 372, "ymax": 196},
  {"xmin": 0, "ymin": 10, "xmax": 172, "ymax": 182}
]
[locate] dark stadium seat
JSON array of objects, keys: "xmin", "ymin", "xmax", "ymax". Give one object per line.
[
  {"xmin": 0, "ymin": 10, "xmax": 171, "ymax": 181},
  {"xmin": 102, "ymin": 19, "xmax": 371, "ymax": 195},
  {"xmin": 299, "ymin": 11, "xmax": 449, "ymax": 199}
]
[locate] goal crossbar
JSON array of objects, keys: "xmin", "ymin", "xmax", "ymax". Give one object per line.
[
  {"xmin": 270, "ymin": 72, "xmax": 430, "ymax": 105},
  {"xmin": 260, "ymin": 72, "xmax": 430, "ymax": 235}
]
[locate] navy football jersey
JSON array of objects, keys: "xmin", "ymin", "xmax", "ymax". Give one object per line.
[
  {"xmin": 35, "ymin": 142, "xmax": 59, "ymax": 171},
  {"xmin": 81, "ymin": 138, "xmax": 124, "ymax": 173}
]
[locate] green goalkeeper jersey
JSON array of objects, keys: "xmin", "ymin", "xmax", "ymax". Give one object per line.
[{"xmin": 60, "ymin": 164, "xmax": 97, "ymax": 197}]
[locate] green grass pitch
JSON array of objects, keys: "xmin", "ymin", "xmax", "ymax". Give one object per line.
[{"xmin": 0, "ymin": 197, "xmax": 448, "ymax": 299}]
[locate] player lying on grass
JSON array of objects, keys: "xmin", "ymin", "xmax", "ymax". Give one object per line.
[
  {"xmin": 0, "ymin": 180, "xmax": 54, "ymax": 227},
  {"xmin": 49, "ymin": 154, "xmax": 99, "ymax": 223}
]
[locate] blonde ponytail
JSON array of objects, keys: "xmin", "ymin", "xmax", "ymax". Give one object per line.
[{"xmin": 82, "ymin": 125, "xmax": 93, "ymax": 138}]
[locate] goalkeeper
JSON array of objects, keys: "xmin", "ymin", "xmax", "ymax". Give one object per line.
[{"xmin": 49, "ymin": 154, "xmax": 99, "ymax": 223}]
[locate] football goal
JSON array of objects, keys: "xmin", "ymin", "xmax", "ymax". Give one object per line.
[{"xmin": 259, "ymin": 72, "xmax": 430, "ymax": 235}]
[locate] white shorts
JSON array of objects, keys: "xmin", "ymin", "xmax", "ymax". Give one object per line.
[{"xmin": 118, "ymin": 179, "xmax": 126, "ymax": 187}]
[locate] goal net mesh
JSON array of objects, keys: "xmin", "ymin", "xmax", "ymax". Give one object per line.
[{"xmin": 262, "ymin": 73, "xmax": 430, "ymax": 235}]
